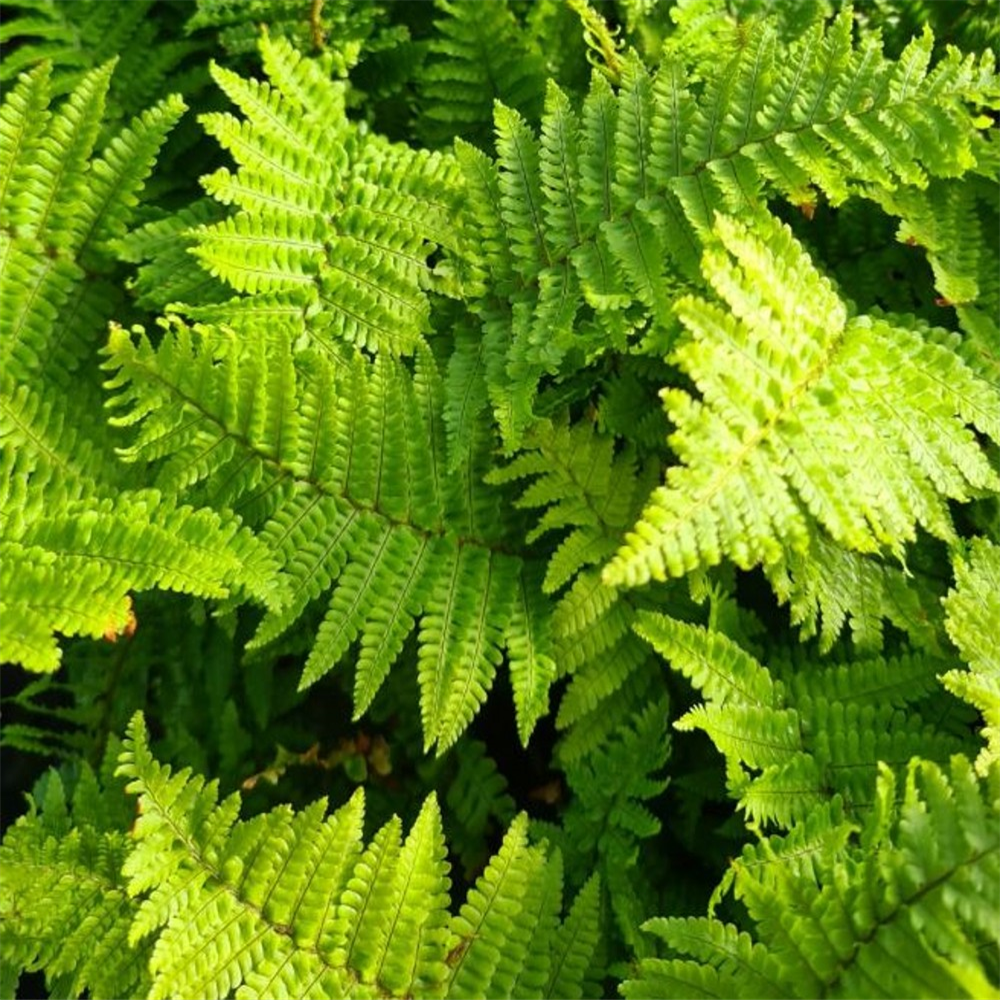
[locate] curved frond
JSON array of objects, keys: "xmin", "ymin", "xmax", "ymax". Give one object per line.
[
  {"xmin": 103, "ymin": 319, "xmax": 546, "ymax": 752},
  {"xmin": 0, "ymin": 713, "xmax": 603, "ymax": 1000}
]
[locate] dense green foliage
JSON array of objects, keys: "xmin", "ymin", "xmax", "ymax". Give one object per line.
[{"xmin": 1, "ymin": 2, "xmax": 998, "ymax": 998}]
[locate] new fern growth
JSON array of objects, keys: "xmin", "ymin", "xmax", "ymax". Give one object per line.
[{"xmin": 604, "ymin": 210, "xmax": 999, "ymax": 587}]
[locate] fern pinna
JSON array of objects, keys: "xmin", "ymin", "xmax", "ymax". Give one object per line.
[{"xmin": 1, "ymin": 2, "xmax": 999, "ymax": 999}]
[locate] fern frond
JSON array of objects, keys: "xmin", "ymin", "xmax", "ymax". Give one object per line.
[
  {"xmin": 5, "ymin": 713, "xmax": 607, "ymax": 999},
  {"xmin": 0, "ymin": 490, "xmax": 284, "ymax": 672},
  {"xmin": 635, "ymin": 612, "xmax": 970, "ymax": 827},
  {"xmin": 505, "ymin": 562, "xmax": 559, "ymax": 746},
  {"xmin": 545, "ymin": 563, "xmax": 670, "ymax": 765},
  {"xmin": 432, "ymin": 738, "xmax": 516, "ymax": 879},
  {"xmin": 0, "ymin": 760, "xmax": 150, "ymax": 1000},
  {"xmin": 877, "ymin": 178, "xmax": 987, "ymax": 306},
  {"xmin": 546, "ymin": 872, "xmax": 602, "ymax": 1000},
  {"xmin": 0, "ymin": 66, "xmax": 277, "ymax": 674},
  {"xmin": 177, "ymin": 33, "xmax": 464, "ymax": 357},
  {"xmin": 444, "ymin": 813, "xmax": 601, "ymax": 999},
  {"xmin": 415, "ymin": 0, "xmax": 546, "ymax": 151},
  {"xmin": 416, "ymin": 543, "xmax": 512, "ymax": 753},
  {"xmin": 604, "ymin": 212, "xmax": 1000, "ymax": 588},
  {"xmin": 459, "ymin": 9, "xmax": 997, "ymax": 449},
  {"xmin": 940, "ymin": 537, "xmax": 1000, "ymax": 774},
  {"xmin": 114, "ymin": 198, "xmax": 229, "ymax": 310},
  {"xmin": 537, "ymin": 700, "xmax": 670, "ymax": 956},
  {"xmin": 1, "ymin": 60, "xmax": 183, "ymax": 385},
  {"xmin": 627, "ymin": 755, "xmax": 999, "ymax": 999},
  {"xmin": 484, "ymin": 416, "xmax": 676, "ymax": 752},
  {"xmin": 826, "ymin": 141, "xmax": 998, "ymax": 353},
  {"xmin": 624, "ymin": 916, "xmax": 785, "ymax": 1000},
  {"xmin": 443, "ymin": 316, "xmax": 491, "ymax": 471},
  {"xmin": 488, "ymin": 417, "xmax": 652, "ymax": 591},
  {"xmin": 561, "ymin": 699, "xmax": 670, "ymax": 854},
  {"xmin": 781, "ymin": 650, "xmax": 944, "ymax": 709},
  {"xmin": 0, "ymin": 58, "xmax": 184, "ymax": 393},
  {"xmin": 103, "ymin": 319, "xmax": 550, "ymax": 751}
]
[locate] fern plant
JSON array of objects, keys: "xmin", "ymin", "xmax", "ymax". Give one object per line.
[
  {"xmin": 1, "ymin": 3, "xmax": 998, "ymax": 999},
  {"xmin": 1, "ymin": 33, "xmax": 557, "ymax": 754},
  {"xmin": 456, "ymin": 8, "xmax": 998, "ymax": 448}
]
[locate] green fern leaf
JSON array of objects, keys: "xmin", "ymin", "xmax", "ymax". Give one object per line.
[
  {"xmin": 0, "ymin": 62, "xmax": 52, "ymax": 222},
  {"xmin": 104, "ymin": 319, "xmax": 547, "ymax": 751},
  {"xmin": 635, "ymin": 612, "xmax": 970, "ymax": 827},
  {"xmin": 765, "ymin": 528, "xmax": 948, "ymax": 654},
  {"xmin": 625, "ymin": 917, "xmax": 785, "ymax": 1000},
  {"xmin": 605, "ymin": 212, "xmax": 1000, "ymax": 588},
  {"xmin": 546, "ymin": 872, "xmax": 602, "ymax": 1000},
  {"xmin": 457, "ymin": 9, "xmax": 997, "ymax": 459},
  {"xmin": 415, "ymin": 0, "xmax": 546, "ymax": 150},
  {"xmin": 0, "ymin": 62, "xmax": 232, "ymax": 673},
  {"xmin": 0, "ymin": 760, "xmax": 148, "ymax": 1000},
  {"xmin": 440, "ymin": 811, "xmax": 600, "ymax": 1000},
  {"xmin": 417, "ymin": 545, "xmax": 519, "ymax": 753},
  {"xmin": 0, "ymin": 714, "xmax": 599, "ymax": 1000},
  {"xmin": 627, "ymin": 756, "xmax": 999, "ymax": 998},
  {"xmin": 940, "ymin": 537, "xmax": 1000, "ymax": 774},
  {"xmin": 178, "ymin": 33, "xmax": 465, "ymax": 357}
]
